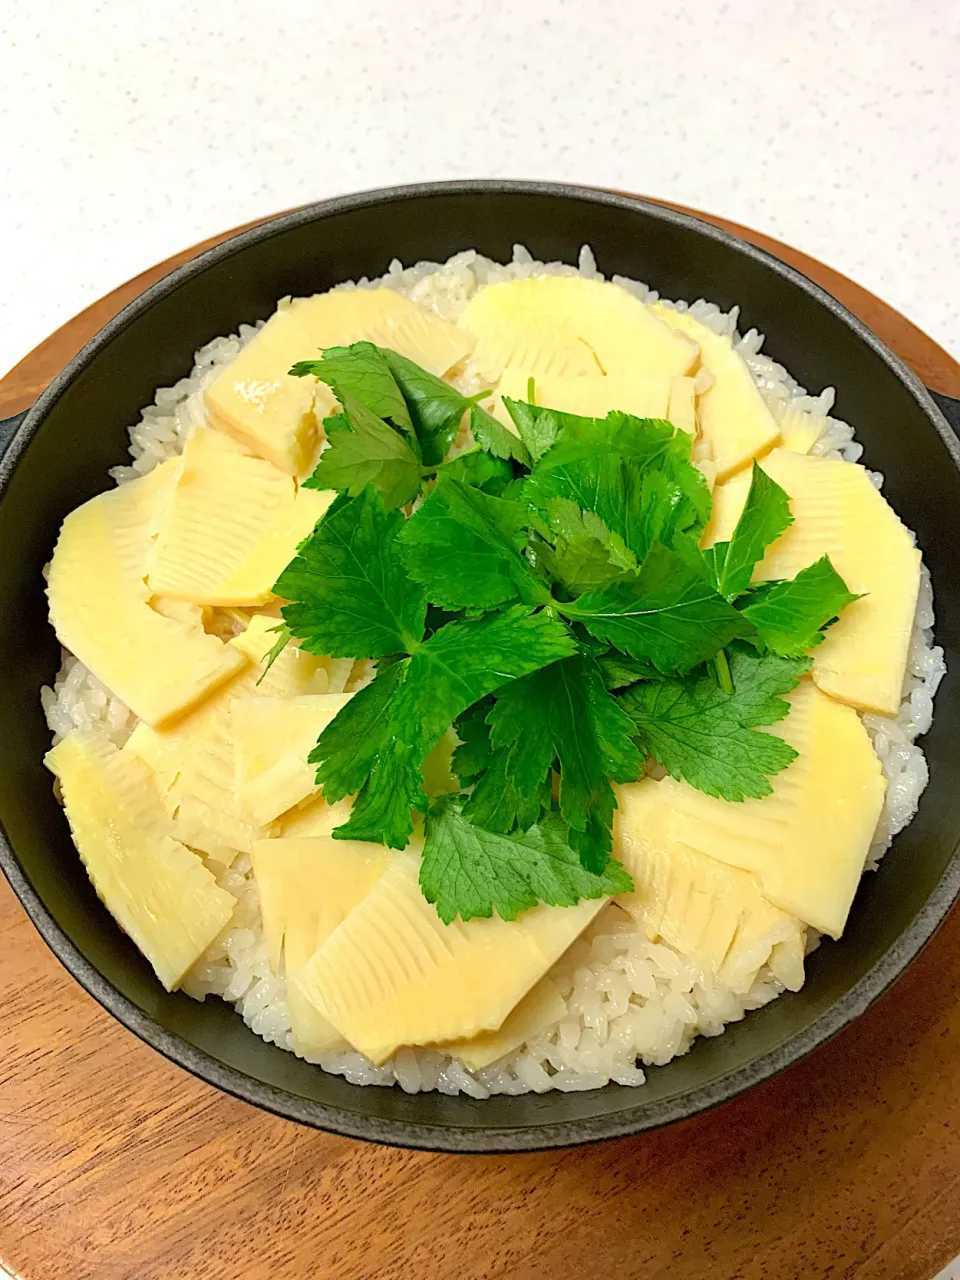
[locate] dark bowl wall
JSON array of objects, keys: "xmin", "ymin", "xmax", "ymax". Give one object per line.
[{"xmin": 1, "ymin": 183, "xmax": 959, "ymax": 1151}]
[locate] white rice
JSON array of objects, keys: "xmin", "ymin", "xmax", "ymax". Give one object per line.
[{"xmin": 41, "ymin": 247, "xmax": 946, "ymax": 1095}]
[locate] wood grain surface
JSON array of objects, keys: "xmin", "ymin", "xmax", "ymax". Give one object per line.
[{"xmin": 1, "ymin": 204, "xmax": 959, "ymax": 1280}]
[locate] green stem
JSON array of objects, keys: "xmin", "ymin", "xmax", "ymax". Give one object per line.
[
  {"xmin": 713, "ymin": 647, "xmax": 734, "ymax": 695},
  {"xmin": 554, "ymin": 598, "xmax": 582, "ymax": 620}
]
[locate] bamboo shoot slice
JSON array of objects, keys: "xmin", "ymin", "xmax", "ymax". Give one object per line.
[
  {"xmin": 232, "ymin": 693, "xmax": 353, "ymax": 825},
  {"xmin": 296, "ymin": 848, "xmax": 606, "ymax": 1064},
  {"xmin": 653, "ymin": 679, "xmax": 885, "ymax": 937},
  {"xmin": 47, "ymin": 463, "xmax": 246, "ymax": 728},
  {"xmin": 149, "ymin": 428, "xmax": 332, "ymax": 606},
  {"xmin": 651, "ymin": 304, "xmax": 780, "ymax": 481},
  {"xmin": 46, "ymin": 730, "xmax": 235, "ymax": 991},
  {"xmin": 252, "ymin": 833, "xmax": 389, "ymax": 1056}
]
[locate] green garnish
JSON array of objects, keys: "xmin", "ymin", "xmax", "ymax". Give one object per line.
[
  {"xmin": 702, "ymin": 462, "xmax": 793, "ymax": 600},
  {"xmin": 558, "ymin": 542, "xmax": 752, "ymax": 672},
  {"xmin": 301, "ymin": 394, "xmax": 422, "ymax": 509},
  {"xmin": 477, "ymin": 654, "xmax": 642, "ymax": 873},
  {"xmin": 291, "ymin": 344, "xmax": 415, "ymax": 437},
  {"xmin": 434, "ymin": 448, "xmax": 513, "ymax": 495},
  {"xmin": 380, "ymin": 348, "xmax": 485, "ymax": 466},
  {"xmin": 501, "ymin": 397, "xmax": 566, "ymax": 463},
  {"xmin": 274, "ymin": 486, "xmax": 426, "ymax": 658},
  {"xmin": 421, "ymin": 798, "xmax": 634, "ymax": 924},
  {"xmin": 398, "ymin": 477, "xmax": 550, "ymax": 611},
  {"xmin": 620, "ymin": 644, "xmax": 809, "ymax": 801},
  {"xmin": 308, "ymin": 605, "xmax": 576, "ymax": 850},
  {"xmin": 276, "ymin": 341, "xmax": 860, "ymax": 922},
  {"xmin": 468, "ymin": 404, "xmax": 532, "ymax": 467},
  {"xmin": 596, "ymin": 653, "xmax": 662, "ymax": 690},
  {"xmin": 739, "ymin": 556, "xmax": 861, "ymax": 657},
  {"xmin": 255, "ymin": 623, "xmax": 293, "ymax": 685},
  {"xmin": 536, "ymin": 498, "xmax": 637, "ymax": 595},
  {"xmin": 520, "ymin": 410, "xmax": 711, "ymax": 559}
]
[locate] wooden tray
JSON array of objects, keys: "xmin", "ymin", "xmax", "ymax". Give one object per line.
[{"xmin": 1, "ymin": 205, "xmax": 958, "ymax": 1280}]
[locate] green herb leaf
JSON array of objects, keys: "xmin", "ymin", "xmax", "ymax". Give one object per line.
[
  {"xmin": 308, "ymin": 658, "xmax": 407, "ymax": 800},
  {"xmin": 398, "ymin": 476, "xmax": 551, "ymax": 611},
  {"xmin": 452, "ymin": 697, "xmax": 551, "ymax": 830},
  {"xmin": 523, "ymin": 411, "xmax": 711, "ymax": 560},
  {"xmin": 620, "ymin": 644, "xmax": 810, "ymax": 800},
  {"xmin": 634, "ymin": 460, "xmax": 712, "ymax": 557},
  {"xmin": 435, "ymin": 448, "xmax": 514, "ymax": 495},
  {"xmin": 501, "ymin": 398, "xmax": 569, "ymax": 464},
  {"xmin": 451, "ymin": 697, "xmax": 496, "ymax": 784},
  {"xmin": 470, "ymin": 405, "xmax": 532, "ymax": 467},
  {"xmin": 276, "ymin": 485, "xmax": 426, "ymax": 658},
  {"xmin": 294, "ymin": 341, "xmax": 493, "ymax": 470},
  {"xmin": 303, "ymin": 393, "xmax": 422, "ymax": 509},
  {"xmin": 479, "ymin": 654, "xmax": 643, "ymax": 872},
  {"xmin": 740, "ymin": 555, "xmax": 861, "ymax": 657},
  {"xmin": 381, "ymin": 348, "xmax": 474, "ymax": 466},
  {"xmin": 420, "ymin": 798, "xmax": 634, "ymax": 924},
  {"xmin": 462, "ymin": 747, "xmax": 552, "ymax": 834},
  {"xmin": 537, "ymin": 497, "xmax": 637, "ymax": 595},
  {"xmin": 703, "ymin": 463, "xmax": 793, "ymax": 599},
  {"xmin": 255, "ymin": 623, "xmax": 293, "ymax": 686},
  {"xmin": 597, "ymin": 653, "xmax": 663, "ymax": 690},
  {"xmin": 454, "ymin": 693, "xmax": 548, "ymax": 833},
  {"xmin": 290, "ymin": 343, "xmax": 414, "ymax": 436},
  {"xmin": 562, "ymin": 541, "xmax": 753, "ymax": 673},
  {"xmin": 316, "ymin": 606, "xmax": 577, "ymax": 848}
]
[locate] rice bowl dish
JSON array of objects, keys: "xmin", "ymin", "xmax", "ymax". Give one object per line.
[{"xmin": 40, "ymin": 244, "xmax": 945, "ymax": 1099}]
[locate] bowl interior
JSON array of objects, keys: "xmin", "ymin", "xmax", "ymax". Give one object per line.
[{"xmin": 2, "ymin": 185, "xmax": 959, "ymax": 1150}]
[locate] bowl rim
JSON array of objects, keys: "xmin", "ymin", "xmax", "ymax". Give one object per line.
[{"xmin": 2, "ymin": 178, "xmax": 959, "ymax": 1153}]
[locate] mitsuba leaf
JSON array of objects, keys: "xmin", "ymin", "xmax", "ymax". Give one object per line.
[
  {"xmin": 703, "ymin": 463, "xmax": 793, "ymax": 600},
  {"xmin": 290, "ymin": 343, "xmax": 414, "ymax": 436},
  {"xmin": 308, "ymin": 658, "xmax": 408, "ymax": 800},
  {"xmin": 311, "ymin": 606, "xmax": 577, "ymax": 848},
  {"xmin": 303, "ymin": 392, "xmax": 422, "ymax": 509},
  {"xmin": 522, "ymin": 410, "xmax": 711, "ymax": 561},
  {"xmin": 275, "ymin": 485, "xmax": 427, "ymax": 658},
  {"xmin": 536, "ymin": 497, "xmax": 637, "ymax": 595},
  {"xmin": 420, "ymin": 799, "xmax": 634, "ymax": 924},
  {"xmin": 451, "ymin": 697, "xmax": 496, "ymax": 784},
  {"xmin": 563, "ymin": 541, "xmax": 753, "ymax": 673},
  {"xmin": 597, "ymin": 653, "xmax": 663, "ymax": 690},
  {"xmin": 398, "ymin": 477, "xmax": 550, "ymax": 611},
  {"xmin": 739, "ymin": 555, "xmax": 861, "ymax": 657},
  {"xmin": 381, "ymin": 348, "xmax": 477, "ymax": 467},
  {"xmin": 619, "ymin": 644, "xmax": 810, "ymax": 800},
  {"xmin": 463, "ymin": 749, "xmax": 552, "ymax": 834},
  {"xmin": 470, "ymin": 405, "xmax": 532, "ymax": 467},
  {"xmin": 437, "ymin": 449, "xmax": 514, "ymax": 495},
  {"xmin": 479, "ymin": 653, "xmax": 643, "ymax": 871},
  {"xmin": 502, "ymin": 398, "xmax": 572, "ymax": 464}
]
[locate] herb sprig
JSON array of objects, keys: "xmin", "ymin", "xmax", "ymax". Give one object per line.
[{"xmin": 273, "ymin": 341, "xmax": 857, "ymax": 922}]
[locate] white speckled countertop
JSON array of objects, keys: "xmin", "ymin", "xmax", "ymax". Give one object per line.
[{"xmin": 0, "ymin": 0, "xmax": 958, "ymax": 380}]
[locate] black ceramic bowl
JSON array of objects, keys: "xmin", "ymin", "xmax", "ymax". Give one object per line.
[{"xmin": 2, "ymin": 182, "xmax": 959, "ymax": 1153}]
